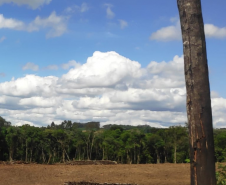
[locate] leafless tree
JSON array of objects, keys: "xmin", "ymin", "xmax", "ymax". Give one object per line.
[{"xmin": 177, "ymin": 0, "xmax": 216, "ymax": 184}]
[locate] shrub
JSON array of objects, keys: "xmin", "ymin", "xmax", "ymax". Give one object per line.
[
  {"xmin": 184, "ymin": 158, "xmax": 190, "ymax": 163},
  {"xmin": 216, "ymin": 164, "xmax": 226, "ymax": 185}
]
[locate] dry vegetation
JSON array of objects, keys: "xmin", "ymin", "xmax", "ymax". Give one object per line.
[{"xmin": 0, "ymin": 163, "xmax": 190, "ymax": 185}]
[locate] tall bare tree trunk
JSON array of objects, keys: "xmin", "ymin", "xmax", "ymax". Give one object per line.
[
  {"xmin": 30, "ymin": 149, "xmax": 32, "ymax": 163},
  {"xmin": 174, "ymin": 144, "xmax": 177, "ymax": 164},
  {"xmin": 42, "ymin": 147, "xmax": 46, "ymax": 163},
  {"xmin": 177, "ymin": 0, "xmax": 216, "ymax": 185},
  {"xmin": 9, "ymin": 147, "xmax": 13, "ymax": 162},
  {"xmin": 156, "ymin": 151, "xmax": 160, "ymax": 164},
  {"xmin": 25, "ymin": 139, "xmax": 28, "ymax": 163},
  {"xmin": 62, "ymin": 147, "xmax": 65, "ymax": 163},
  {"xmin": 47, "ymin": 153, "xmax": 52, "ymax": 164},
  {"xmin": 102, "ymin": 147, "xmax": 105, "ymax": 160}
]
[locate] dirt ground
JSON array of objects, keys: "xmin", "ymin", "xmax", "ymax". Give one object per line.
[{"xmin": 0, "ymin": 163, "xmax": 190, "ymax": 185}]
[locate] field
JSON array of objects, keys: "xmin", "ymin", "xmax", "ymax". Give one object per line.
[{"xmin": 0, "ymin": 163, "xmax": 190, "ymax": 185}]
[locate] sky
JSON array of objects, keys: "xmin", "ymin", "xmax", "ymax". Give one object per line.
[{"xmin": 0, "ymin": 0, "xmax": 226, "ymax": 128}]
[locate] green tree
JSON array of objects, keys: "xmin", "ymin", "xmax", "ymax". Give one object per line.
[
  {"xmin": 146, "ymin": 134, "xmax": 164, "ymax": 164},
  {"xmin": 0, "ymin": 126, "xmax": 8, "ymax": 160},
  {"xmin": 0, "ymin": 116, "xmax": 11, "ymax": 127},
  {"xmin": 214, "ymin": 131, "xmax": 226, "ymax": 162},
  {"xmin": 168, "ymin": 126, "xmax": 188, "ymax": 163},
  {"xmin": 5, "ymin": 127, "xmax": 19, "ymax": 161},
  {"xmin": 52, "ymin": 129, "xmax": 70, "ymax": 162}
]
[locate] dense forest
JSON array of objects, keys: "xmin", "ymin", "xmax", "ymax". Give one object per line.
[{"xmin": 0, "ymin": 116, "xmax": 225, "ymax": 164}]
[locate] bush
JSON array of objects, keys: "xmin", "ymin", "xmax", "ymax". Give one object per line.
[
  {"xmin": 216, "ymin": 164, "xmax": 226, "ymax": 185},
  {"xmin": 184, "ymin": 158, "xmax": 190, "ymax": 163}
]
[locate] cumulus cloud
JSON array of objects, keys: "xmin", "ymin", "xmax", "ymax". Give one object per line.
[
  {"xmin": 150, "ymin": 18, "xmax": 226, "ymax": 41},
  {"xmin": 0, "ymin": 12, "xmax": 67, "ymax": 38},
  {"xmin": 19, "ymin": 97, "xmax": 62, "ymax": 108},
  {"xmin": 212, "ymin": 97, "xmax": 226, "ymax": 128},
  {"xmin": 0, "ymin": 14, "xmax": 25, "ymax": 30},
  {"xmin": 147, "ymin": 55, "xmax": 184, "ymax": 80},
  {"xmin": 204, "ymin": 24, "xmax": 226, "ymax": 39},
  {"xmin": 0, "ymin": 0, "xmax": 51, "ymax": 9},
  {"xmin": 105, "ymin": 4, "xmax": 115, "ymax": 19},
  {"xmin": 22, "ymin": 62, "xmax": 39, "ymax": 71},
  {"xmin": 119, "ymin": 19, "xmax": 128, "ymax": 29},
  {"xmin": 150, "ymin": 21, "xmax": 182, "ymax": 41},
  {"xmin": 60, "ymin": 51, "xmax": 142, "ymax": 89},
  {"xmin": 0, "ymin": 75, "xmax": 58, "ymax": 97},
  {"xmin": 0, "ymin": 51, "xmax": 225, "ymax": 128},
  {"xmin": 27, "ymin": 11, "xmax": 68, "ymax": 38}
]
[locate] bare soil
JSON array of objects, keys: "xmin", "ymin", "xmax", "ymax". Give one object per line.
[{"xmin": 0, "ymin": 163, "xmax": 190, "ymax": 185}]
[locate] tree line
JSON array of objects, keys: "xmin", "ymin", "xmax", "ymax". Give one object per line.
[{"xmin": 0, "ymin": 116, "xmax": 225, "ymax": 164}]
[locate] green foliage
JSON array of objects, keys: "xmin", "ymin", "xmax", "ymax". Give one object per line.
[
  {"xmin": 216, "ymin": 164, "xmax": 226, "ymax": 185},
  {"xmin": 214, "ymin": 131, "xmax": 226, "ymax": 162},
  {"xmin": 0, "ymin": 116, "xmax": 226, "ymax": 165},
  {"xmin": 0, "ymin": 116, "xmax": 11, "ymax": 127},
  {"xmin": 184, "ymin": 159, "xmax": 190, "ymax": 163}
]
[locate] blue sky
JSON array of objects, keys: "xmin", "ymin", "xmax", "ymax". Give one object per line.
[{"xmin": 0, "ymin": 0, "xmax": 226, "ymax": 128}]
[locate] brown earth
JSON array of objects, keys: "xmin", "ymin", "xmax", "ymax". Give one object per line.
[{"xmin": 0, "ymin": 163, "xmax": 191, "ymax": 185}]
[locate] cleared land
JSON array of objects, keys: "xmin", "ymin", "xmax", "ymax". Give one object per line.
[{"xmin": 0, "ymin": 163, "xmax": 190, "ymax": 185}]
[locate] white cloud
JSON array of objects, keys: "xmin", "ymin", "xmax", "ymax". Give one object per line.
[
  {"xmin": 0, "ymin": 0, "xmax": 52, "ymax": 9},
  {"xmin": 212, "ymin": 97, "xmax": 226, "ymax": 128},
  {"xmin": 147, "ymin": 55, "xmax": 184, "ymax": 80},
  {"xmin": 28, "ymin": 11, "xmax": 68, "ymax": 38},
  {"xmin": 119, "ymin": 19, "xmax": 128, "ymax": 29},
  {"xmin": 204, "ymin": 24, "xmax": 226, "ymax": 39},
  {"xmin": 0, "ymin": 36, "xmax": 6, "ymax": 42},
  {"xmin": 105, "ymin": 4, "xmax": 115, "ymax": 19},
  {"xmin": 60, "ymin": 51, "xmax": 142, "ymax": 89},
  {"xmin": 150, "ymin": 21, "xmax": 181, "ymax": 41},
  {"xmin": 19, "ymin": 97, "xmax": 62, "ymax": 108},
  {"xmin": 0, "ymin": 75, "xmax": 58, "ymax": 97},
  {"xmin": 150, "ymin": 18, "xmax": 226, "ymax": 41},
  {"xmin": 22, "ymin": 62, "xmax": 39, "ymax": 71},
  {"xmin": 0, "ymin": 12, "xmax": 67, "ymax": 38},
  {"xmin": 0, "ymin": 51, "xmax": 225, "ymax": 128},
  {"xmin": 0, "ymin": 14, "xmax": 25, "ymax": 30},
  {"xmin": 61, "ymin": 60, "xmax": 81, "ymax": 70},
  {"xmin": 65, "ymin": 3, "xmax": 89, "ymax": 13}
]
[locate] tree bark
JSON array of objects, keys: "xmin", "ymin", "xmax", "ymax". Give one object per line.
[
  {"xmin": 42, "ymin": 147, "xmax": 46, "ymax": 163},
  {"xmin": 174, "ymin": 144, "xmax": 177, "ymax": 164},
  {"xmin": 9, "ymin": 147, "xmax": 13, "ymax": 162},
  {"xmin": 30, "ymin": 149, "xmax": 32, "ymax": 162},
  {"xmin": 164, "ymin": 149, "xmax": 168, "ymax": 163},
  {"xmin": 47, "ymin": 153, "xmax": 52, "ymax": 164},
  {"xmin": 156, "ymin": 151, "xmax": 160, "ymax": 164},
  {"xmin": 62, "ymin": 147, "xmax": 65, "ymax": 163},
  {"xmin": 102, "ymin": 147, "xmax": 104, "ymax": 160},
  {"xmin": 64, "ymin": 148, "xmax": 70, "ymax": 161},
  {"xmin": 25, "ymin": 139, "xmax": 28, "ymax": 163},
  {"xmin": 177, "ymin": 0, "xmax": 216, "ymax": 185}
]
